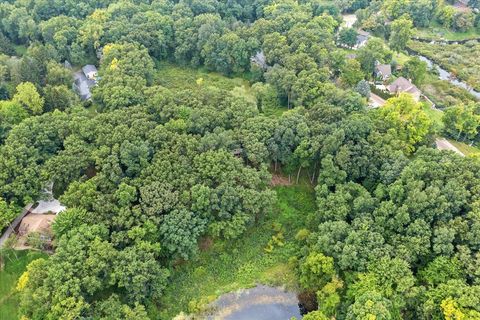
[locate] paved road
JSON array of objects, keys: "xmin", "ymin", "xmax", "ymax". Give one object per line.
[{"xmin": 435, "ymin": 138, "xmax": 464, "ymax": 157}]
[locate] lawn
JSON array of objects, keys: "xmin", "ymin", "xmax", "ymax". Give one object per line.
[
  {"xmin": 414, "ymin": 21, "xmax": 480, "ymax": 41},
  {"xmin": 151, "ymin": 182, "xmax": 316, "ymax": 319},
  {"xmin": 0, "ymin": 250, "xmax": 48, "ymax": 320},
  {"xmin": 448, "ymin": 139, "xmax": 480, "ymax": 156},
  {"xmin": 422, "ymin": 104, "xmax": 444, "ymax": 133}
]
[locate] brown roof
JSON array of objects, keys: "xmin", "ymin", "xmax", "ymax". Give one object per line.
[
  {"xmin": 387, "ymin": 77, "xmax": 421, "ymax": 95},
  {"xmin": 376, "ymin": 64, "xmax": 391, "ymax": 77}
]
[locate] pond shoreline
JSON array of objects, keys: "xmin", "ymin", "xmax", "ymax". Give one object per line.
[{"xmin": 406, "ymin": 47, "xmax": 480, "ymax": 100}]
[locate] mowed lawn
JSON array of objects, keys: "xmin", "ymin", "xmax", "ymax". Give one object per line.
[
  {"xmin": 0, "ymin": 250, "xmax": 48, "ymax": 320},
  {"xmin": 151, "ymin": 183, "xmax": 316, "ymax": 319}
]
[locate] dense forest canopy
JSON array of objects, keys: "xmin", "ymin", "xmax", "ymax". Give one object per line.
[{"xmin": 0, "ymin": 0, "xmax": 479, "ymax": 319}]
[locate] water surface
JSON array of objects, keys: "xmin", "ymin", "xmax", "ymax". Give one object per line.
[{"xmin": 208, "ymin": 285, "xmax": 302, "ymax": 320}]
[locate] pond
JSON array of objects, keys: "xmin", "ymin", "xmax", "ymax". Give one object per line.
[
  {"xmin": 207, "ymin": 285, "xmax": 302, "ymax": 320},
  {"xmin": 416, "ymin": 55, "xmax": 480, "ymax": 99}
]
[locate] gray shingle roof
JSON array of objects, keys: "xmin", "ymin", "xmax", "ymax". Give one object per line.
[{"xmin": 82, "ymin": 64, "xmax": 97, "ymax": 75}]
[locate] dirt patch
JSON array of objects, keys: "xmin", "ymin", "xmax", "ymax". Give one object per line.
[
  {"xmin": 199, "ymin": 236, "xmax": 213, "ymax": 252},
  {"xmin": 271, "ymin": 174, "xmax": 292, "ymax": 186}
]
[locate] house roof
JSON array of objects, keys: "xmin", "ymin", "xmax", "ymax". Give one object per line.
[
  {"xmin": 73, "ymin": 71, "xmax": 92, "ymax": 100},
  {"xmin": 356, "ymin": 30, "xmax": 370, "ymax": 45},
  {"xmin": 387, "ymin": 77, "xmax": 421, "ymax": 95},
  {"xmin": 82, "ymin": 64, "xmax": 97, "ymax": 75},
  {"xmin": 251, "ymin": 51, "xmax": 268, "ymax": 69},
  {"xmin": 357, "ymin": 30, "xmax": 370, "ymax": 36},
  {"xmin": 376, "ymin": 64, "xmax": 392, "ymax": 77},
  {"xmin": 30, "ymin": 199, "xmax": 66, "ymax": 215}
]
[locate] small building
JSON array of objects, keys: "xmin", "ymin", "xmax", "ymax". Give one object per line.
[
  {"xmin": 73, "ymin": 65, "xmax": 98, "ymax": 101},
  {"xmin": 250, "ymin": 51, "xmax": 268, "ymax": 70},
  {"xmin": 82, "ymin": 64, "xmax": 98, "ymax": 80},
  {"xmin": 375, "ymin": 63, "xmax": 392, "ymax": 81},
  {"xmin": 387, "ymin": 77, "xmax": 422, "ymax": 102},
  {"xmin": 368, "ymin": 93, "xmax": 387, "ymax": 108},
  {"xmin": 354, "ymin": 30, "xmax": 370, "ymax": 49}
]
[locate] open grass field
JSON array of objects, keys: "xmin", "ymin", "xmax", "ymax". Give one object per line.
[
  {"xmin": 151, "ymin": 182, "xmax": 316, "ymax": 319},
  {"xmin": 0, "ymin": 250, "xmax": 48, "ymax": 320},
  {"xmin": 422, "ymin": 104, "xmax": 444, "ymax": 133},
  {"xmin": 155, "ymin": 62, "xmax": 252, "ymax": 96},
  {"xmin": 154, "ymin": 62, "xmax": 289, "ymax": 118},
  {"xmin": 414, "ymin": 21, "xmax": 480, "ymax": 41}
]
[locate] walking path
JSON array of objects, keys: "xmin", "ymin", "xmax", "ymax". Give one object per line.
[{"xmin": 435, "ymin": 138, "xmax": 464, "ymax": 156}]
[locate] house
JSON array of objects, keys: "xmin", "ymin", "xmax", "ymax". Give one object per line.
[
  {"xmin": 354, "ymin": 30, "xmax": 370, "ymax": 49},
  {"xmin": 73, "ymin": 72, "xmax": 94, "ymax": 100},
  {"xmin": 368, "ymin": 93, "xmax": 387, "ymax": 108},
  {"xmin": 251, "ymin": 51, "xmax": 268, "ymax": 69},
  {"xmin": 375, "ymin": 63, "xmax": 392, "ymax": 81},
  {"xmin": 387, "ymin": 77, "xmax": 422, "ymax": 101},
  {"xmin": 73, "ymin": 65, "xmax": 98, "ymax": 101},
  {"xmin": 82, "ymin": 64, "xmax": 98, "ymax": 80}
]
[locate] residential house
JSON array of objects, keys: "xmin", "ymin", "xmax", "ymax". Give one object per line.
[
  {"xmin": 387, "ymin": 77, "xmax": 422, "ymax": 101},
  {"xmin": 354, "ymin": 30, "xmax": 370, "ymax": 49},
  {"xmin": 375, "ymin": 63, "xmax": 392, "ymax": 81},
  {"xmin": 82, "ymin": 64, "xmax": 98, "ymax": 80},
  {"xmin": 368, "ymin": 93, "xmax": 387, "ymax": 108},
  {"xmin": 251, "ymin": 51, "xmax": 268, "ymax": 69},
  {"xmin": 73, "ymin": 65, "xmax": 98, "ymax": 101}
]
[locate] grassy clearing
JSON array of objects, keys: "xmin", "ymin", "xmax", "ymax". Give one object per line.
[
  {"xmin": 155, "ymin": 62, "xmax": 253, "ymax": 96},
  {"xmin": 448, "ymin": 140, "xmax": 480, "ymax": 156},
  {"xmin": 414, "ymin": 21, "xmax": 480, "ymax": 41},
  {"xmin": 422, "ymin": 104, "xmax": 444, "ymax": 133},
  {"xmin": 0, "ymin": 250, "xmax": 48, "ymax": 320},
  {"xmin": 151, "ymin": 182, "xmax": 315, "ymax": 319}
]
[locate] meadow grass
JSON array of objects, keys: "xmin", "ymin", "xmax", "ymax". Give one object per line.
[{"xmin": 448, "ymin": 139, "xmax": 480, "ymax": 156}]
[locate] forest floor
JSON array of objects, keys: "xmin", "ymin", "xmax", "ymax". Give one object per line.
[
  {"xmin": 151, "ymin": 178, "xmax": 316, "ymax": 319},
  {"xmin": 0, "ymin": 250, "xmax": 48, "ymax": 320}
]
